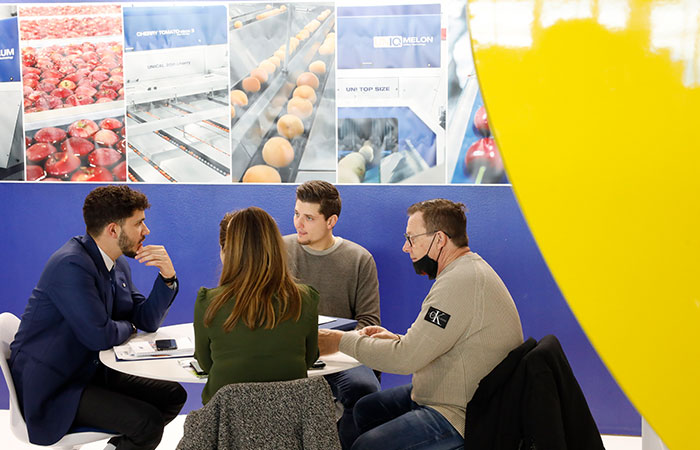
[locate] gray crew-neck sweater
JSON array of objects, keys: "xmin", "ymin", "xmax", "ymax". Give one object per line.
[
  {"xmin": 283, "ymin": 234, "xmax": 380, "ymax": 329},
  {"xmin": 339, "ymin": 252, "xmax": 523, "ymax": 436}
]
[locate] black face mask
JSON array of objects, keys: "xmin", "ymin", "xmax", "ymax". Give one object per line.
[{"xmin": 412, "ymin": 234, "xmax": 442, "ymax": 280}]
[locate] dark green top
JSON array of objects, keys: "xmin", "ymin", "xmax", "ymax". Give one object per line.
[{"xmin": 194, "ymin": 284, "xmax": 320, "ymax": 405}]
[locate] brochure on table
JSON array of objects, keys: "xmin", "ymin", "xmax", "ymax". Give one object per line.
[{"xmin": 114, "ymin": 336, "xmax": 194, "ymax": 361}]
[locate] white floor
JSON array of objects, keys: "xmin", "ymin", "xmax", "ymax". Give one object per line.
[
  {"xmin": 0, "ymin": 412, "xmax": 184, "ymax": 450},
  {"xmin": 0, "ymin": 410, "xmax": 641, "ymax": 449}
]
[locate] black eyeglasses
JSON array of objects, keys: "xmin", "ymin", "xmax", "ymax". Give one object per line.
[{"xmin": 403, "ymin": 231, "xmax": 437, "ymax": 247}]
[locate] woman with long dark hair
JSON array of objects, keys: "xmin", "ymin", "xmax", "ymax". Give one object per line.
[{"xmin": 193, "ymin": 207, "xmax": 319, "ymax": 405}]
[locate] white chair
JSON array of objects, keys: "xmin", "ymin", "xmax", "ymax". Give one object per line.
[{"xmin": 1, "ymin": 312, "xmax": 118, "ymax": 449}]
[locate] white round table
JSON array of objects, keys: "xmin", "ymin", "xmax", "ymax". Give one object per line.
[{"xmin": 99, "ymin": 323, "xmax": 360, "ymax": 383}]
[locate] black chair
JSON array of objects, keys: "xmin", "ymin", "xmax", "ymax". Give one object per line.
[{"xmin": 465, "ymin": 335, "xmax": 605, "ymax": 450}]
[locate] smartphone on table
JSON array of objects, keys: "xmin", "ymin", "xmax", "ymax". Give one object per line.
[
  {"xmin": 155, "ymin": 339, "xmax": 177, "ymax": 351},
  {"xmin": 190, "ymin": 360, "xmax": 207, "ymax": 375}
]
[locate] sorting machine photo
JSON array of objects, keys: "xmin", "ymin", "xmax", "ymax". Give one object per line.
[
  {"xmin": 229, "ymin": 2, "xmax": 336, "ymax": 183},
  {"xmin": 124, "ymin": 5, "xmax": 231, "ymax": 183}
]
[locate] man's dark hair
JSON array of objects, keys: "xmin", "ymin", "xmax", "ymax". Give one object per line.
[
  {"xmin": 407, "ymin": 199, "xmax": 469, "ymax": 247},
  {"xmin": 83, "ymin": 185, "xmax": 150, "ymax": 236},
  {"xmin": 295, "ymin": 180, "xmax": 341, "ymax": 219}
]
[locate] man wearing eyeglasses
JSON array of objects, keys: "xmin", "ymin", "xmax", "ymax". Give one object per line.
[{"xmin": 319, "ymin": 198, "xmax": 523, "ymax": 450}]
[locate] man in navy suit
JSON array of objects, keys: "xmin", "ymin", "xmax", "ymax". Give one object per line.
[{"xmin": 10, "ymin": 185, "xmax": 186, "ymax": 450}]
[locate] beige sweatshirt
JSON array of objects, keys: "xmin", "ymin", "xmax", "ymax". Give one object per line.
[{"xmin": 339, "ymin": 252, "xmax": 523, "ymax": 437}]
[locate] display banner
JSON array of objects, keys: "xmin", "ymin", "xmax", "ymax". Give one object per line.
[
  {"xmin": 123, "ymin": 5, "xmax": 228, "ymax": 52},
  {"xmin": 337, "ymin": 4, "xmax": 441, "ymax": 69},
  {"xmin": 0, "ymin": 17, "xmax": 20, "ymax": 82}
]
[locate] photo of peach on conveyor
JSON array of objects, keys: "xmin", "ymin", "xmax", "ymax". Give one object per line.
[{"xmin": 229, "ymin": 3, "xmax": 336, "ymax": 183}]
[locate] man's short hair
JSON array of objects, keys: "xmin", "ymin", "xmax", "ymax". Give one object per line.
[
  {"xmin": 407, "ymin": 199, "xmax": 469, "ymax": 247},
  {"xmin": 295, "ymin": 180, "xmax": 341, "ymax": 219},
  {"xmin": 83, "ymin": 185, "xmax": 150, "ymax": 236}
]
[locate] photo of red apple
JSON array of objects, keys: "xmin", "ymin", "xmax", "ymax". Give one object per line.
[
  {"xmin": 42, "ymin": 68, "xmax": 62, "ymax": 78},
  {"xmin": 100, "ymin": 78, "xmax": 122, "ymax": 91},
  {"xmin": 95, "ymin": 89, "xmax": 118, "ymax": 101},
  {"xmin": 61, "ymin": 137, "xmax": 94, "ymax": 156},
  {"xmin": 23, "ymin": 78, "xmax": 38, "ymax": 89},
  {"xmin": 94, "ymin": 129, "xmax": 119, "ymax": 147},
  {"xmin": 21, "ymin": 50, "xmax": 36, "ymax": 67},
  {"xmin": 99, "ymin": 117, "xmax": 122, "ymax": 130},
  {"xmin": 34, "ymin": 127, "xmax": 67, "ymax": 144},
  {"xmin": 65, "ymin": 94, "xmax": 95, "ymax": 106},
  {"xmin": 89, "ymin": 147, "xmax": 122, "ymax": 167},
  {"xmin": 26, "ymin": 90, "xmax": 43, "ymax": 104},
  {"xmin": 68, "ymin": 119, "xmax": 99, "ymax": 138},
  {"xmin": 26, "ymin": 143, "xmax": 57, "ymax": 162},
  {"xmin": 45, "ymin": 152, "xmax": 81, "ymax": 177},
  {"xmin": 34, "ymin": 97, "xmax": 50, "ymax": 111},
  {"xmin": 46, "ymin": 96, "xmax": 63, "ymax": 109},
  {"xmin": 75, "ymin": 85, "xmax": 97, "ymax": 98},
  {"xmin": 26, "ymin": 165, "xmax": 46, "ymax": 181},
  {"xmin": 21, "ymin": 35, "xmax": 123, "ymax": 113},
  {"xmin": 77, "ymin": 78, "xmax": 101, "ymax": 89},
  {"xmin": 112, "ymin": 161, "xmax": 127, "ymax": 181},
  {"xmin": 36, "ymin": 81, "xmax": 55, "ymax": 93},
  {"xmin": 59, "ymin": 79, "xmax": 77, "ymax": 90},
  {"xmin": 70, "ymin": 166, "xmax": 114, "ymax": 182},
  {"xmin": 25, "ymin": 114, "xmax": 125, "ymax": 183},
  {"xmin": 20, "ymin": 5, "xmax": 122, "ymax": 17},
  {"xmin": 89, "ymin": 71, "xmax": 109, "ymax": 83}
]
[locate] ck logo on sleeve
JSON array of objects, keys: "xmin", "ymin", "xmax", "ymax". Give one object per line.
[{"xmin": 424, "ymin": 307, "xmax": 450, "ymax": 329}]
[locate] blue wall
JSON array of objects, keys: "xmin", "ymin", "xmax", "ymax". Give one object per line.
[{"xmin": 0, "ymin": 182, "xmax": 640, "ymax": 435}]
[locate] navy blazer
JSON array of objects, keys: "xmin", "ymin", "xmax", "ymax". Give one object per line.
[{"xmin": 9, "ymin": 234, "xmax": 178, "ymax": 445}]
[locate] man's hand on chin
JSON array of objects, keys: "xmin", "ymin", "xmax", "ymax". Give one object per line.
[{"xmin": 135, "ymin": 245, "xmax": 176, "ymax": 279}]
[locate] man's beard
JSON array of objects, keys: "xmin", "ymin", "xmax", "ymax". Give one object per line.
[{"xmin": 118, "ymin": 231, "xmax": 141, "ymax": 258}]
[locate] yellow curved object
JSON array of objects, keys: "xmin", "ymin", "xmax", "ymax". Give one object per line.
[{"xmin": 468, "ymin": 0, "xmax": 700, "ymax": 448}]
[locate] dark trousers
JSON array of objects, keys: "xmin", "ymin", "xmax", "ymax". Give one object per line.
[
  {"xmin": 325, "ymin": 365, "xmax": 381, "ymax": 449},
  {"xmin": 73, "ymin": 364, "xmax": 186, "ymax": 450},
  {"xmin": 352, "ymin": 384, "xmax": 464, "ymax": 450}
]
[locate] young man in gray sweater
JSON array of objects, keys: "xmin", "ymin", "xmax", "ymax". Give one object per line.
[
  {"xmin": 319, "ymin": 199, "xmax": 523, "ymax": 450},
  {"xmin": 283, "ymin": 180, "xmax": 381, "ymax": 449}
]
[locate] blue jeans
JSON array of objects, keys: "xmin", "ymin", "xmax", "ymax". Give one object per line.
[
  {"xmin": 325, "ymin": 365, "xmax": 381, "ymax": 449},
  {"xmin": 352, "ymin": 384, "xmax": 464, "ymax": 450}
]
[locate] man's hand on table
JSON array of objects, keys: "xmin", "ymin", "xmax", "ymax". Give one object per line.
[
  {"xmin": 358, "ymin": 325, "xmax": 400, "ymax": 340},
  {"xmin": 318, "ymin": 329, "xmax": 344, "ymax": 355}
]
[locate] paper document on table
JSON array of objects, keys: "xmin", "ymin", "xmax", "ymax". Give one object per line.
[
  {"xmin": 114, "ymin": 337, "xmax": 194, "ymax": 361},
  {"xmin": 318, "ymin": 315, "xmax": 336, "ymax": 325}
]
